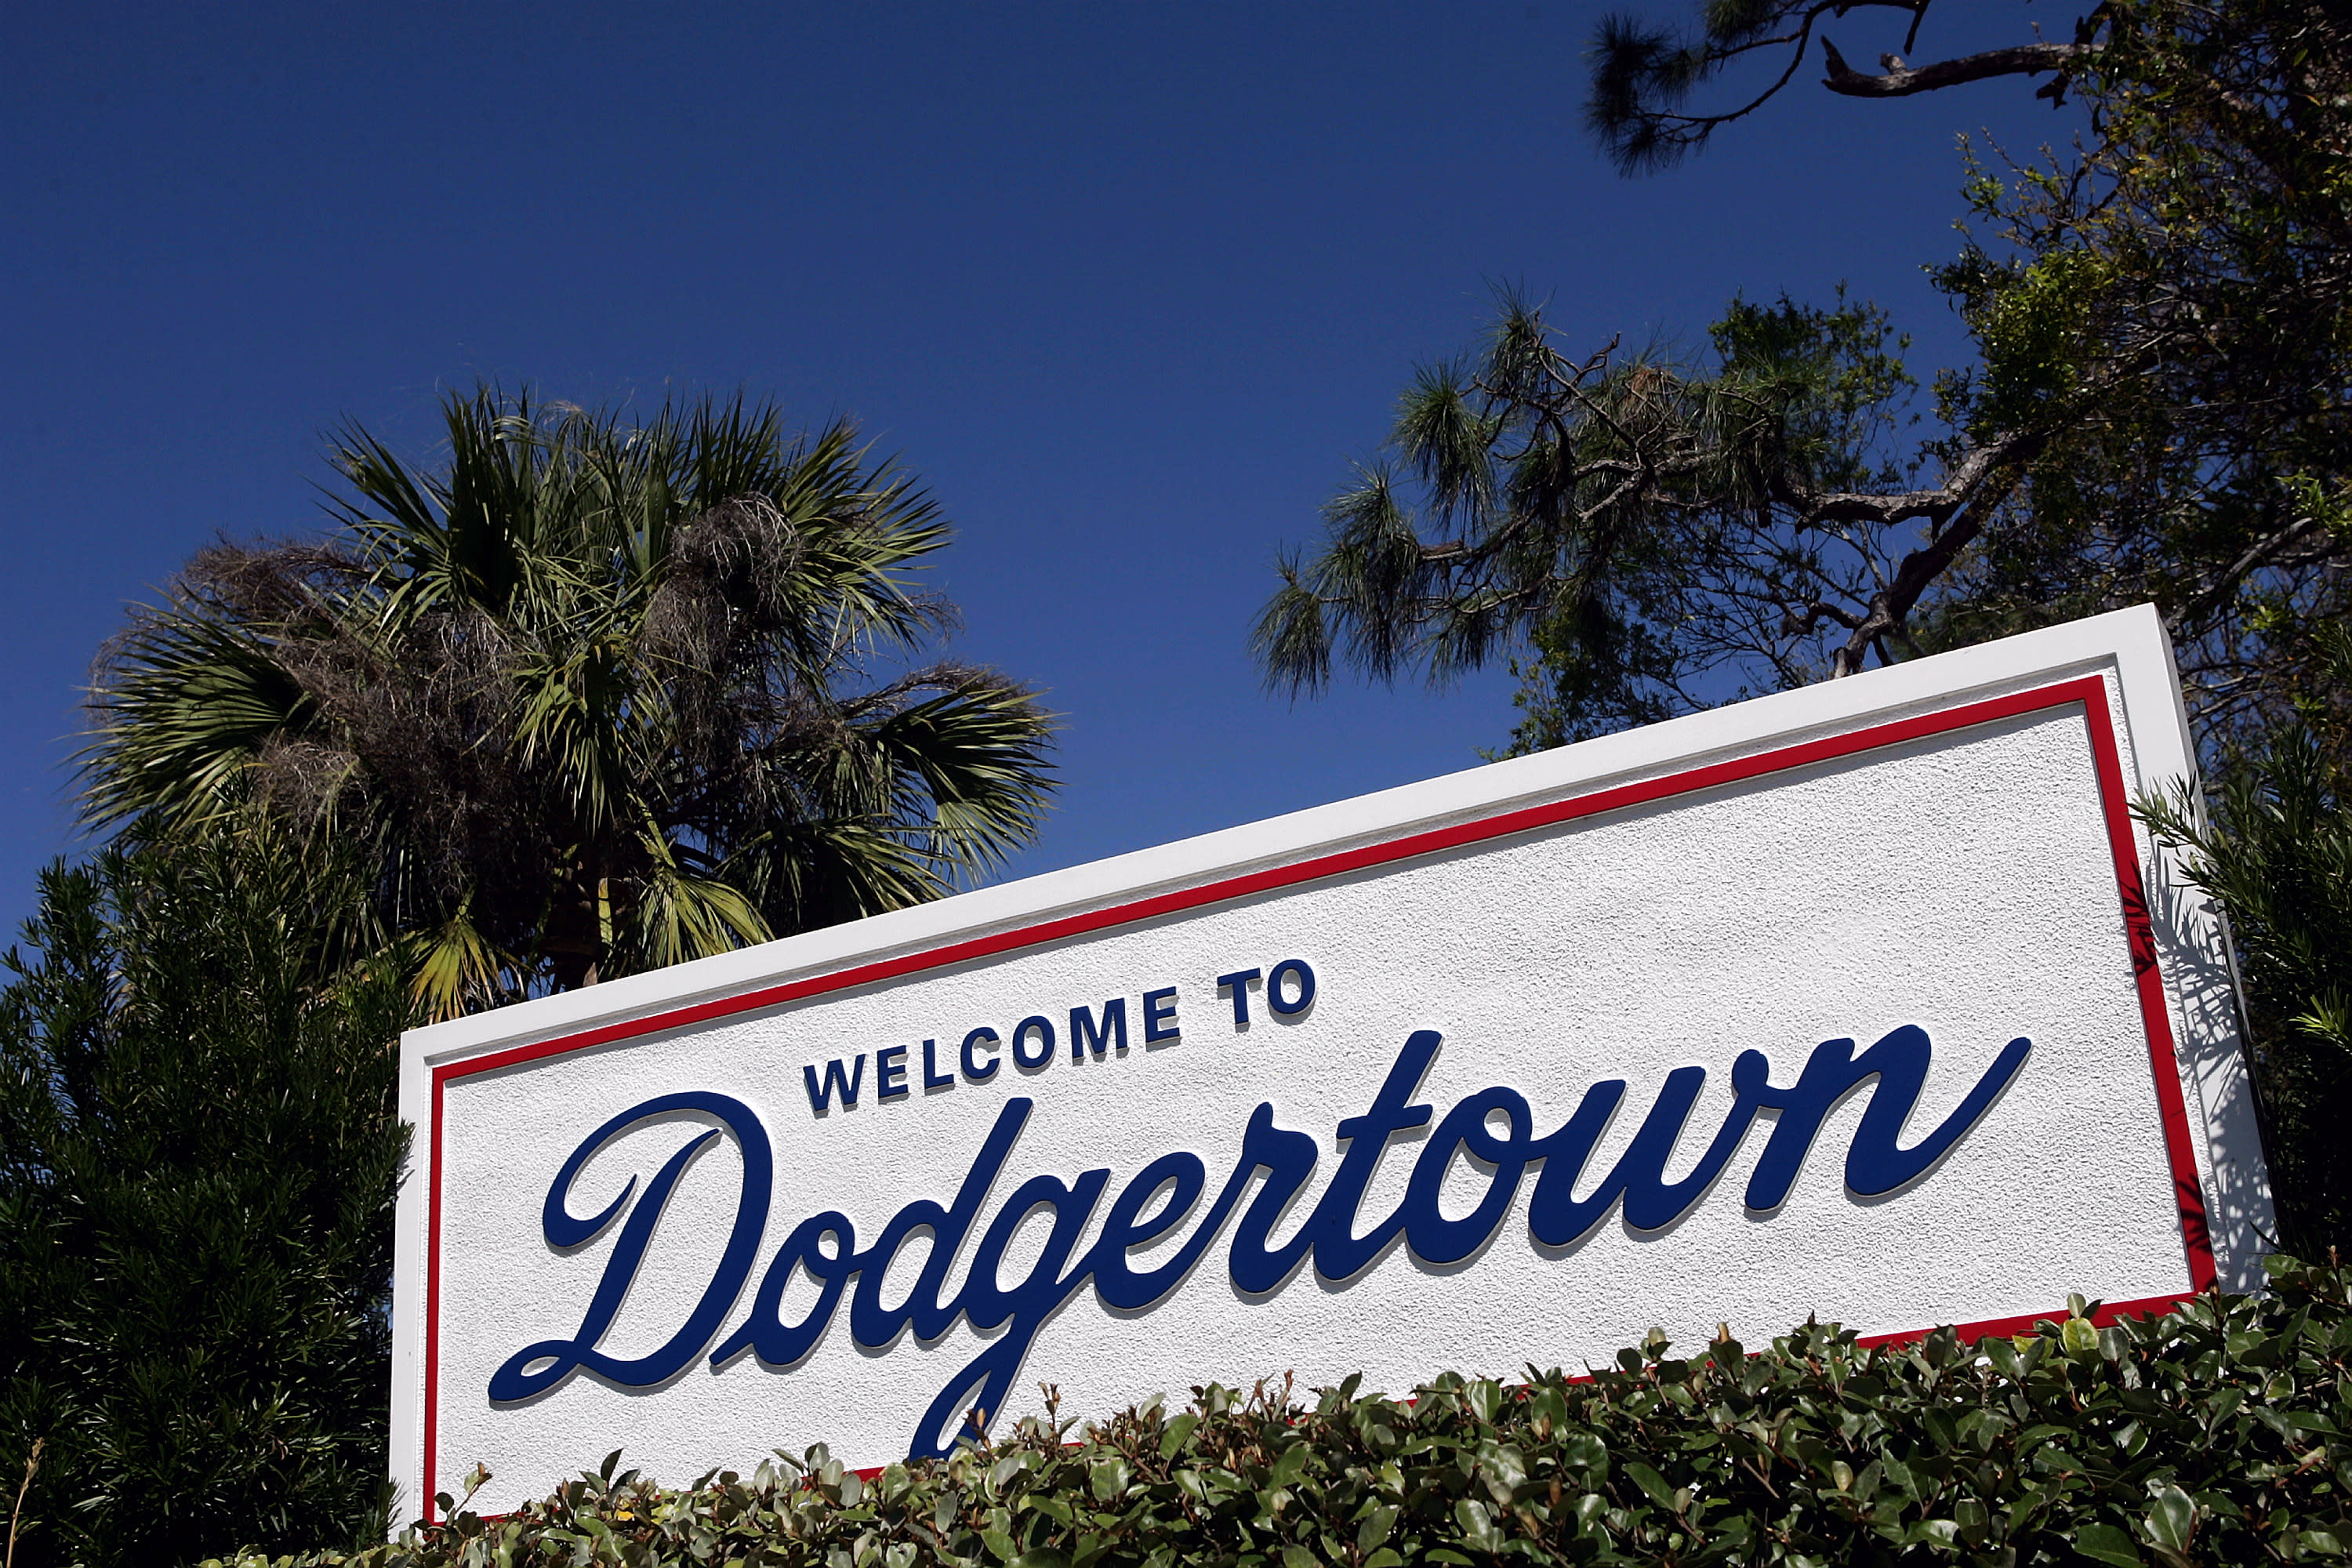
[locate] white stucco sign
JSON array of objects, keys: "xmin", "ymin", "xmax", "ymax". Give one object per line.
[{"xmin": 390, "ymin": 605, "xmax": 2270, "ymax": 1519}]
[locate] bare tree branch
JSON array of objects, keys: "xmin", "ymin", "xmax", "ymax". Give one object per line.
[
  {"xmin": 1820, "ymin": 37, "xmax": 2099, "ymax": 99},
  {"xmin": 1780, "ymin": 599, "xmax": 1867, "ymax": 635},
  {"xmin": 2165, "ymin": 517, "xmax": 2341, "ymax": 637}
]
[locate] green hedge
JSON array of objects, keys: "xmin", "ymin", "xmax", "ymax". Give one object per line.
[{"xmin": 208, "ymin": 1258, "xmax": 2352, "ymax": 1568}]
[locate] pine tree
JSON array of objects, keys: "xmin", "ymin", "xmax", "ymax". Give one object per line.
[{"xmin": 1259, "ymin": 0, "xmax": 2350, "ymax": 752}]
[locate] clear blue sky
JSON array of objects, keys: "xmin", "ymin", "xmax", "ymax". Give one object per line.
[{"xmin": 0, "ymin": 2, "xmax": 2066, "ymax": 944}]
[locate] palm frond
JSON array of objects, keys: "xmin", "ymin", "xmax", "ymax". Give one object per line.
[
  {"xmin": 626, "ymin": 832, "xmax": 773, "ymax": 971},
  {"xmin": 406, "ymin": 901, "xmax": 522, "ymax": 1023},
  {"xmin": 82, "ymin": 604, "xmax": 314, "ymax": 831}
]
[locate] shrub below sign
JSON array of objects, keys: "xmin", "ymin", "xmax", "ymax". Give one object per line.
[{"xmin": 205, "ymin": 1258, "xmax": 2351, "ymax": 1567}]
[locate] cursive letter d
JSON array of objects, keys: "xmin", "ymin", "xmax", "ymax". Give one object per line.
[{"xmin": 488, "ymin": 1091, "xmax": 772, "ymax": 1403}]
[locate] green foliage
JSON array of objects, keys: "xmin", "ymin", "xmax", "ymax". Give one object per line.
[
  {"xmin": 1269, "ymin": 1, "xmax": 2352, "ymax": 753},
  {"xmin": 206, "ymin": 1259, "xmax": 2352, "ymax": 1567},
  {"xmin": 81, "ymin": 388, "xmax": 1058, "ymax": 1019},
  {"xmin": 0, "ymin": 829, "xmax": 410, "ymax": 1566},
  {"xmin": 1254, "ymin": 287, "xmax": 1925, "ymax": 752},
  {"xmin": 1915, "ymin": 1, "xmax": 2352, "ymax": 735},
  {"xmin": 1708, "ymin": 290, "xmax": 1917, "ymax": 498},
  {"xmin": 2140, "ymin": 622, "xmax": 2352, "ymax": 1255},
  {"xmin": 1584, "ymin": 1, "xmax": 1867, "ymax": 173},
  {"xmin": 1943, "ymin": 245, "xmax": 2112, "ymax": 437}
]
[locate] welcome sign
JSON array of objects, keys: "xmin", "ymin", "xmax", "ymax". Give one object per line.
[{"xmin": 390, "ymin": 605, "xmax": 2272, "ymax": 1519}]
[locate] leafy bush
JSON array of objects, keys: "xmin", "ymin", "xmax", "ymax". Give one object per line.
[
  {"xmin": 0, "ymin": 831, "xmax": 408, "ymax": 1566},
  {"xmin": 202, "ymin": 1258, "xmax": 2352, "ymax": 1568},
  {"xmin": 2141, "ymin": 619, "xmax": 2352, "ymax": 1256}
]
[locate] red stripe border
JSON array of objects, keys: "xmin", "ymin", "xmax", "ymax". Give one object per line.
[{"xmin": 416, "ymin": 674, "xmax": 2216, "ymax": 1517}]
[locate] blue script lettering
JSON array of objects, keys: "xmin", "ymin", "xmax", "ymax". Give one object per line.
[
  {"xmin": 487, "ymin": 1091, "xmax": 772, "ymax": 1403},
  {"xmin": 492, "ymin": 1025, "xmax": 2029, "ymax": 1457}
]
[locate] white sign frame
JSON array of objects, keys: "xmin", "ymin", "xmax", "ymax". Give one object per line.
[{"xmin": 390, "ymin": 604, "xmax": 2271, "ymax": 1520}]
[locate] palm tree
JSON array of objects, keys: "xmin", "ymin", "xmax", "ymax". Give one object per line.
[{"xmin": 82, "ymin": 388, "xmax": 1057, "ymax": 1019}]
